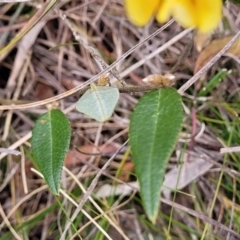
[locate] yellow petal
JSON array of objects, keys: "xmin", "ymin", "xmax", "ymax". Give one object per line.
[
  {"xmin": 194, "ymin": 0, "xmax": 222, "ymax": 32},
  {"xmin": 156, "ymin": 0, "xmax": 222, "ymax": 33},
  {"xmin": 125, "ymin": 0, "xmax": 161, "ymax": 26},
  {"xmin": 156, "ymin": 0, "xmax": 176, "ymax": 23},
  {"xmin": 157, "ymin": 0, "xmax": 196, "ymax": 27}
]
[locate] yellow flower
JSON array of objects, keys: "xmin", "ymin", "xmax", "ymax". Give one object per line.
[{"xmin": 125, "ymin": 0, "xmax": 222, "ymax": 32}]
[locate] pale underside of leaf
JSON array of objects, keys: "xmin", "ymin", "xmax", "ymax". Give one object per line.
[{"xmin": 76, "ymin": 85, "xmax": 119, "ymax": 122}]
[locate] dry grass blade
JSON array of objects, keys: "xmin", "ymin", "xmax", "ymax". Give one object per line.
[
  {"xmin": 56, "ymin": 9, "xmax": 126, "ymax": 86},
  {"xmin": 0, "ymin": 20, "xmax": 175, "ymax": 110},
  {"xmin": 60, "ymin": 140, "xmax": 129, "ymax": 240},
  {"xmin": 64, "ymin": 167, "xmax": 129, "ymax": 240},
  {"xmin": 30, "ymin": 168, "xmax": 113, "ymax": 240},
  {"xmin": 0, "ymin": 0, "xmax": 58, "ymax": 55},
  {"xmin": 220, "ymin": 146, "xmax": 240, "ymax": 153},
  {"xmin": 178, "ymin": 30, "xmax": 240, "ymax": 94},
  {"xmin": 0, "ymin": 204, "xmax": 22, "ymax": 240},
  {"xmin": 0, "ymin": 148, "xmax": 21, "ymax": 155},
  {"xmin": 95, "ymin": 180, "xmax": 240, "ymax": 238},
  {"xmin": 160, "ymin": 198, "xmax": 240, "ymax": 239},
  {"xmin": 1, "ymin": 1, "xmax": 240, "ymax": 239}
]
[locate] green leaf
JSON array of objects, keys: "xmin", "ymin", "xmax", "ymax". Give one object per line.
[
  {"xmin": 129, "ymin": 88, "xmax": 184, "ymax": 222},
  {"xmin": 76, "ymin": 83, "xmax": 119, "ymax": 122},
  {"xmin": 31, "ymin": 109, "xmax": 71, "ymax": 194}
]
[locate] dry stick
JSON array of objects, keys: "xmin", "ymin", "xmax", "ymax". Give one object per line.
[
  {"xmin": 0, "ymin": 204, "xmax": 22, "ymax": 240},
  {"xmin": 160, "ymin": 198, "xmax": 240, "ymax": 239},
  {"xmin": 121, "ymin": 27, "xmax": 192, "ymax": 77},
  {"xmin": 170, "ymin": 36, "xmax": 194, "ymax": 74},
  {"xmin": 0, "ymin": 19, "xmax": 175, "ymax": 110},
  {"xmin": 60, "ymin": 140, "xmax": 129, "ymax": 240},
  {"xmin": 20, "ymin": 145, "xmax": 28, "ymax": 194},
  {"xmin": 0, "ymin": 104, "xmax": 76, "ymax": 161},
  {"xmin": 2, "ymin": 26, "xmax": 239, "ymax": 238},
  {"xmin": 56, "ymin": 9, "xmax": 150, "ymax": 88},
  {"xmin": 0, "ymin": 148, "xmax": 21, "ymax": 155},
  {"xmin": 220, "ymin": 146, "xmax": 240, "ymax": 154},
  {"xmin": 178, "ymin": 30, "xmax": 240, "ymax": 94},
  {"xmin": 64, "ymin": 167, "xmax": 129, "ymax": 240},
  {"xmin": 226, "ymin": 178, "xmax": 236, "ymax": 240},
  {"xmin": 0, "ymin": 3, "xmax": 25, "ymax": 48},
  {"xmin": 0, "ymin": 164, "xmax": 19, "ymax": 192},
  {"xmin": 59, "ymin": 189, "xmax": 112, "ymax": 240},
  {"xmin": 55, "ymin": 9, "xmax": 119, "ymax": 79},
  {"xmin": 59, "ymin": 10, "xmax": 178, "ymax": 89},
  {"xmin": 119, "ymin": 84, "xmax": 166, "ymax": 93},
  {"xmin": 2, "ymin": 145, "xmax": 239, "ymax": 238},
  {"xmin": 0, "ymin": 22, "xmax": 26, "ymax": 34},
  {"xmin": 0, "ymin": 132, "xmax": 31, "ymax": 160},
  {"xmin": 29, "ymin": 169, "xmax": 113, "ymax": 240},
  {"xmin": 63, "ymin": 148, "xmax": 240, "ymax": 240},
  {"xmin": 57, "ymin": 9, "xmax": 126, "ymax": 86},
  {"xmin": 2, "ymin": 53, "xmax": 30, "ymax": 141},
  {"xmin": 0, "ymin": 185, "xmax": 48, "ymax": 230}
]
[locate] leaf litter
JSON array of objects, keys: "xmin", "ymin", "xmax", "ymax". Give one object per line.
[{"xmin": 0, "ymin": 1, "xmax": 240, "ymax": 239}]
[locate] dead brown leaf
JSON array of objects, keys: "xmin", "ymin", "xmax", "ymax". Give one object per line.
[
  {"xmin": 65, "ymin": 144, "xmax": 118, "ymax": 166},
  {"xmin": 194, "ymin": 30, "xmax": 212, "ymax": 52},
  {"xmin": 34, "ymin": 82, "xmax": 54, "ymax": 100},
  {"xmin": 194, "ymin": 36, "xmax": 240, "ymax": 74},
  {"xmin": 118, "ymin": 162, "xmax": 134, "ymax": 181}
]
